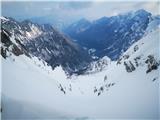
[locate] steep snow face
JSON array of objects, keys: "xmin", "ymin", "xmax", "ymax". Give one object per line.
[
  {"xmin": 120, "ymin": 29, "xmax": 159, "ymax": 62},
  {"xmin": 116, "ymin": 21, "xmax": 160, "ymax": 72},
  {"xmin": 1, "ymin": 25, "xmax": 159, "ymax": 119},
  {"xmin": 146, "ymin": 15, "xmax": 160, "ymax": 33}
]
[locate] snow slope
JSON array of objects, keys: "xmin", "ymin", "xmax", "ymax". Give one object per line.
[
  {"xmin": 1, "ymin": 27, "xmax": 160, "ymax": 119},
  {"xmin": 1, "ymin": 14, "xmax": 160, "ymax": 119}
]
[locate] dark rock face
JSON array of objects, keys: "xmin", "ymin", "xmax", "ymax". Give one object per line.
[
  {"xmin": 0, "ymin": 28, "xmax": 29, "ymax": 58},
  {"xmin": 25, "ymin": 28, "xmax": 91, "ymax": 74},
  {"xmin": 1, "ymin": 17, "xmax": 91, "ymax": 75},
  {"xmin": 64, "ymin": 9, "xmax": 152, "ymax": 60},
  {"xmin": 145, "ymin": 55, "xmax": 159, "ymax": 73},
  {"xmin": 124, "ymin": 61, "xmax": 136, "ymax": 73}
]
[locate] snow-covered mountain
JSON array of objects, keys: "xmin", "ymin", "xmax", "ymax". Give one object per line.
[
  {"xmin": 1, "ymin": 10, "xmax": 160, "ymax": 119},
  {"xmin": 64, "ymin": 9, "xmax": 160, "ymax": 60},
  {"xmin": 1, "ymin": 17, "xmax": 91, "ymax": 75}
]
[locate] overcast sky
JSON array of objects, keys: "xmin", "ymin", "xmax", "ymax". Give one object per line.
[{"xmin": 1, "ymin": 1, "xmax": 160, "ymax": 21}]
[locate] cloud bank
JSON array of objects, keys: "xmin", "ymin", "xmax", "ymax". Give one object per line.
[{"xmin": 1, "ymin": 1, "xmax": 159, "ymax": 21}]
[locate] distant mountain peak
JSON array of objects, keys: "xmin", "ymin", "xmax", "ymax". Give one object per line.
[
  {"xmin": 64, "ymin": 9, "xmax": 158, "ymax": 60},
  {"xmin": 135, "ymin": 9, "xmax": 150, "ymax": 14}
]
